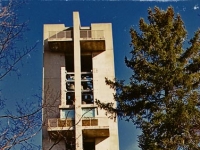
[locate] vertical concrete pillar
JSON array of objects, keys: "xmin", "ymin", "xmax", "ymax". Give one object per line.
[
  {"xmin": 73, "ymin": 12, "xmax": 83, "ymax": 150},
  {"xmin": 61, "ymin": 67, "xmax": 66, "ymax": 106}
]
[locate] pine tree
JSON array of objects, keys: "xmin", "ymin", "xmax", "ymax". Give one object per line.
[{"xmin": 96, "ymin": 6, "xmax": 200, "ymax": 150}]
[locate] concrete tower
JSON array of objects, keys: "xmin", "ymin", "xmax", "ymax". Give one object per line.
[{"xmin": 42, "ymin": 12, "xmax": 119, "ymax": 150}]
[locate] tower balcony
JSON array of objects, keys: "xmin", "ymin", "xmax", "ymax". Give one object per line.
[
  {"xmin": 47, "ymin": 30, "xmax": 105, "ymax": 52},
  {"xmin": 47, "ymin": 117, "xmax": 109, "ymax": 139},
  {"xmin": 48, "ymin": 30, "xmax": 73, "ymax": 53},
  {"xmin": 82, "ymin": 117, "xmax": 109, "ymax": 138},
  {"xmin": 80, "ymin": 30, "xmax": 105, "ymax": 52},
  {"xmin": 47, "ymin": 118, "xmax": 75, "ymax": 131},
  {"xmin": 47, "ymin": 118, "xmax": 75, "ymax": 140}
]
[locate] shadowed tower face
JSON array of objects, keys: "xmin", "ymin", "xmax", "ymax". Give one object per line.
[{"xmin": 42, "ymin": 12, "xmax": 119, "ymax": 150}]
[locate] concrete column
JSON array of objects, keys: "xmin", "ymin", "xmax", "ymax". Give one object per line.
[
  {"xmin": 61, "ymin": 67, "xmax": 66, "ymax": 106},
  {"xmin": 73, "ymin": 12, "xmax": 83, "ymax": 150}
]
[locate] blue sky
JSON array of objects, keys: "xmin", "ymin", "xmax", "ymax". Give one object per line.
[{"xmin": 0, "ymin": 0, "xmax": 200, "ymax": 150}]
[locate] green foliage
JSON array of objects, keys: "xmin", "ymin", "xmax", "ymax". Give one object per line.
[{"xmin": 96, "ymin": 6, "xmax": 200, "ymax": 150}]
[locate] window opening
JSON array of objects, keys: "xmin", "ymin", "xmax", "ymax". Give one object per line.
[
  {"xmin": 61, "ymin": 109, "xmax": 75, "ymax": 119},
  {"xmin": 66, "ymin": 72, "xmax": 75, "ymax": 105},
  {"xmin": 82, "ymin": 108, "xmax": 95, "ymax": 118},
  {"xmin": 81, "ymin": 54, "xmax": 93, "ymax": 105}
]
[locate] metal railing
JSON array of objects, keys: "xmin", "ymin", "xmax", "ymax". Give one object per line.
[
  {"xmin": 48, "ymin": 118, "xmax": 75, "ymax": 128},
  {"xmin": 80, "ymin": 30, "xmax": 104, "ymax": 39},
  {"xmin": 82, "ymin": 117, "xmax": 108, "ymax": 126},
  {"xmin": 49, "ymin": 31, "xmax": 72, "ymax": 39},
  {"xmin": 48, "ymin": 30, "xmax": 104, "ymax": 40},
  {"xmin": 48, "ymin": 117, "xmax": 108, "ymax": 128}
]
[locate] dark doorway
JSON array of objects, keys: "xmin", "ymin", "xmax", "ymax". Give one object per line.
[
  {"xmin": 66, "ymin": 55, "xmax": 74, "ymax": 72},
  {"xmin": 83, "ymin": 141, "xmax": 95, "ymax": 150}
]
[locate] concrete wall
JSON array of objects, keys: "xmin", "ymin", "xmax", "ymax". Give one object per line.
[
  {"xmin": 95, "ymin": 138, "xmax": 109, "ymax": 150},
  {"xmin": 91, "ymin": 23, "xmax": 119, "ymax": 150},
  {"xmin": 43, "ymin": 24, "xmax": 67, "ymax": 149}
]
